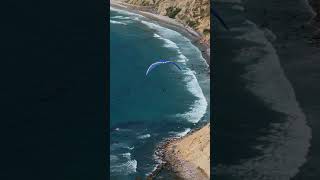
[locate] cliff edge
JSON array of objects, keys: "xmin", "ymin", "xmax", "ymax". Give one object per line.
[{"xmin": 124, "ymin": 0, "xmax": 210, "ymax": 44}]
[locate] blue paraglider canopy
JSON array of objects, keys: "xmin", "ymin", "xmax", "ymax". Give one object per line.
[{"xmin": 146, "ymin": 59, "xmax": 182, "ymax": 76}]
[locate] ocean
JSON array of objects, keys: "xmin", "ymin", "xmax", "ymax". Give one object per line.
[{"xmin": 110, "ymin": 7, "xmax": 210, "ymax": 179}]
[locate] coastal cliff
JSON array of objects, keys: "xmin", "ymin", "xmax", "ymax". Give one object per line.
[
  {"xmin": 124, "ymin": 0, "xmax": 210, "ymax": 44},
  {"xmin": 163, "ymin": 124, "xmax": 210, "ymax": 179}
]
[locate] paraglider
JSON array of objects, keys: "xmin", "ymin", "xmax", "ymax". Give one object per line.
[{"xmin": 146, "ymin": 60, "xmax": 182, "ymax": 76}]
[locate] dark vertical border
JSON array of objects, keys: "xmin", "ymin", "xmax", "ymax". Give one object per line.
[
  {"xmin": 106, "ymin": 0, "xmax": 111, "ymax": 178},
  {"xmin": 1, "ymin": 0, "xmax": 109, "ymax": 179}
]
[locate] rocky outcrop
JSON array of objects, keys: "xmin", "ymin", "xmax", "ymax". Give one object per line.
[{"xmin": 125, "ymin": 0, "xmax": 210, "ymax": 44}]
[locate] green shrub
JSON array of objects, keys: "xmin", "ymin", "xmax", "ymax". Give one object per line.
[
  {"xmin": 187, "ymin": 20, "xmax": 198, "ymax": 28},
  {"xmin": 141, "ymin": 0, "xmax": 150, "ymax": 6},
  {"xmin": 166, "ymin": 7, "xmax": 181, "ymax": 18},
  {"xmin": 203, "ymin": 29, "xmax": 210, "ymax": 35}
]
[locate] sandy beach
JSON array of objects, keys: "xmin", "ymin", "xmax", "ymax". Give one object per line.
[
  {"xmin": 162, "ymin": 124, "xmax": 210, "ymax": 180},
  {"xmin": 110, "ymin": 0, "xmax": 210, "ymax": 65}
]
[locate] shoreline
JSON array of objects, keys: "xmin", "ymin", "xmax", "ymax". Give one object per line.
[
  {"xmin": 148, "ymin": 123, "xmax": 210, "ymax": 180},
  {"xmin": 110, "ymin": 1, "xmax": 211, "ymax": 179},
  {"xmin": 110, "ymin": 0, "xmax": 210, "ymax": 66},
  {"xmin": 163, "ymin": 123, "xmax": 210, "ymax": 180}
]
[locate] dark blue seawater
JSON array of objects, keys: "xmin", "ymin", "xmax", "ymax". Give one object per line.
[{"xmin": 110, "ymin": 7, "xmax": 210, "ymax": 179}]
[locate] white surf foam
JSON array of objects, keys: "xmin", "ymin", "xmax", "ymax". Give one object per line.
[
  {"xmin": 143, "ymin": 21, "xmax": 208, "ymax": 67},
  {"xmin": 112, "ymin": 127, "xmax": 132, "ymax": 132},
  {"xmin": 111, "ymin": 143, "xmax": 134, "ymax": 151},
  {"xmin": 111, "ymin": 151, "xmax": 137, "ymax": 175},
  {"xmin": 110, "ymin": 155, "xmax": 119, "ymax": 162},
  {"xmin": 177, "ymin": 69, "xmax": 208, "ymax": 123},
  {"xmin": 153, "ymin": 33, "xmax": 180, "ymax": 49},
  {"xmin": 110, "ymin": 20, "xmax": 127, "ymax": 25},
  {"xmin": 121, "ymin": 152, "xmax": 131, "ymax": 159},
  {"xmin": 141, "ymin": 20, "xmax": 192, "ymax": 42},
  {"xmin": 111, "ymin": 159, "xmax": 137, "ymax": 175},
  {"xmin": 176, "ymin": 128, "xmax": 191, "ymax": 137},
  {"xmin": 153, "ymin": 33, "xmax": 188, "ymax": 63},
  {"xmin": 147, "ymin": 150, "xmax": 165, "ymax": 177},
  {"xmin": 137, "ymin": 134, "xmax": 151, "ymax": 139},
  {"xmin": 111, "ymin": 15, "xmax": 131, "ymax": 20},
  {"xmin": 110, "ymin": 6, "xmax": 143, "ymax": 18},
  {"xmin": 144, "ymin": 21, "xmax": 208, "ymax": 123}
]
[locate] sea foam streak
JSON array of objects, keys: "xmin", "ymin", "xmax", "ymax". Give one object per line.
[
  {"xmin": 110, "ymin": 155, "xmax": 119, "ymax": 162},
  {"xmin": 110, "ymin": 6, "xmax": 143, "ymax": 18},
  {"xmin": 121, "ymin": 152, "xmax": 132, "ymax": 159},
  {"xmin": 110, "ymin": 20, "xmax": 127, "ymax": 25},
  {"xmin": 137, "ymin": 134, "xmax": 151, "ymax": 139},
  {"xmin": 111, "ymin": 15, "xmax": 131, "ymax": 20},
  {"xmin": 111, "ymin": 143, "xmax": 137, "ymax": 175},
  {"xmin": 111, "ymin": 159, "xmax": 137, "ymax": 175},
  {"xmin": 153, "ymin": 33, "xmax": 187, "ymax": 63},
  {"xmin": 176, "ymin": 128, "xmax": 191, "ymax": 137}
]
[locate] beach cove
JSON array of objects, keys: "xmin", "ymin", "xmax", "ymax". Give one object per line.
[{"xmin": 110, "ymin": 1, "xmax": 210, "ymax": 179}]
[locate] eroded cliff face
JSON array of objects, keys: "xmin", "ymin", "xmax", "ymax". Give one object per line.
[
  {"xmin": 125, "ymin": 0, "xmax": 210, "ymax": 43},
  {"xmin": 126, "ymin": 0, "xmax": 155, "ymax": 6}
]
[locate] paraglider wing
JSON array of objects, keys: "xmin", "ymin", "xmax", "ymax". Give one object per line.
[
  {"xmin": 212, "ymin": 8, "xmax": 229, "ymax": 30},
  {"xmin": 146, "ymin": 61, "xmax": 165, "ymax": 76},
  {"xmin": 146, "ymin": 60, "xmax": 182, "ymax": 76},
  {"xmin": 166, "ymin": 61, "xmax": 182, "ymax": 71}
]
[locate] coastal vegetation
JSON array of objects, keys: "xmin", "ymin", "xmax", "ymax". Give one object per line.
[
  {"xmin": 203, "ymin": 28, "xmax": 210, "ymax": 35},
  {"xmin": 124, "ymin": 0, "xmax": 210, "ymax": 44},
  {"xmin": 166, "ymin": 7, "xmax": 181, "ymax": 18},
  {"xmin": 111, "ymin": 1, "xmax": 211, "ymax": 179}
]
